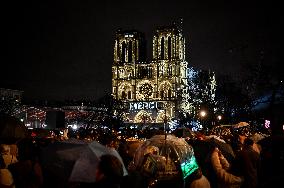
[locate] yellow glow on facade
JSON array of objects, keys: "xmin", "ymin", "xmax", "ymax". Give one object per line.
[{"xmin": 112, "ymin": 24, "xmax": 195, "ymax": 124}]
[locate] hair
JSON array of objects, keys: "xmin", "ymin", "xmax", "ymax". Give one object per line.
[
  {"xmin": 98, "ymin": 154, "xmax": 124, "ymax": 182},
  {"xmin": 244, "ymin": 138, "xmax": 254, "ymax": 146},
  {"xmin": 0, "ymin": 144, "xmax": 10, "ymax": 155}
]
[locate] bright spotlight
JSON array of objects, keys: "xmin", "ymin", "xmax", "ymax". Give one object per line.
[
  {"xmin": 200, "ymin": 111, "xmax": 206, "ymax": 117},
  {"xmin": 217, "ymin": 115, "xmax": 222, "ymax": 120}
]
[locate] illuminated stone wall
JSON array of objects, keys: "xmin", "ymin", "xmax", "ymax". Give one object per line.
[{"xmin": 112, "ymin": 24, "xmax": 215, "ymax": 124}]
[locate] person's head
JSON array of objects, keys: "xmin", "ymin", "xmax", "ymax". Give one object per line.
[
  {"xmin": 144, "ymin": 146, "xmax": 159, "ymax": 156},
  {"xmin": 96, "ymin": 154, "xmax": 124, "ymax": 183},
  {"xmin": 0, "ymin": 144, "xmax": 10, "ymax": 155}
]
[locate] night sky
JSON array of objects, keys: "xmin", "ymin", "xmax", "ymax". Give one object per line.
[{"xmin": 1, "ymin": 0, "xmax": 282, "ymax": 101}]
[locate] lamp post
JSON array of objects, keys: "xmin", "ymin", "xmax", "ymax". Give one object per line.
[
  {"xmin": 213, "ymin": 114, "xmax": 222, "ymax": 127},
  {"xmin": 159, "ymin": 102, "xmax": 170, "ymax": 140}
]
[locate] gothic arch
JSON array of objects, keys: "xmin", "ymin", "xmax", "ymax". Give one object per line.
[
  {"xmin": 161, "ymin": 37, "xmax": 164, "ymax": 59},
  {"xmin": 128, "ymin": 40, "xmax": 133, "ymax": 63},
  {"xmin": 134, "ymin": 110, "xmax": 153, "ymax": 123},
  {"xmin": 158, "ymin": 81, "xmax": 173, "ymax": 99},
  {"xmin": 168, "ymin": 36, "xmax": 171, "ymax": 60},
  {"xmin": 121, "ymin": 41, "xmax": 126, "ymax": 62},
  {"xmin": 118, "ymin": 82, "xmax": 132, "ymax": 100},
  {"xmin": 156, "ymin": 111, "xmax": 170, "ymax": 123}
]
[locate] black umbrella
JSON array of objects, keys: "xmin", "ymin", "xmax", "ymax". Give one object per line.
[{"xmin": 40, "ymin": 139, "xmax": 88, "ymax": 186}]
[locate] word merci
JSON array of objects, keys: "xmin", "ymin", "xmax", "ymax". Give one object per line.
[{"xmin": 129, "ymin": 102, "xmax": 157, "ymax": 111}]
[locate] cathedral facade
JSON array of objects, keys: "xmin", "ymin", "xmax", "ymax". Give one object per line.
[{"xmin": 112, "ymin": 23, "xmax": 192, "ymax": 125}]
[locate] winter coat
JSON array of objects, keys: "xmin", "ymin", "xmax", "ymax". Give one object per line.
[
  {"xmin": 237, "ymin": 146, "xmax": 260, "ymax": 188},
  {"xmin": 211, "ymin": 148, "xmax": 243, "ymax": 188},
  {"xmin": 0, "ymin": 168, "xmax": 15, "ymax": 188},
  {"xmin": 189, "ymin": 175, "xmax": 211, "ymax": 188}
]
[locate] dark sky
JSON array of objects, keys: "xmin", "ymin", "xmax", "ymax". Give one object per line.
[{"xmin": 1, "ymin": 0, "xmax": 282, "ymax": 101}]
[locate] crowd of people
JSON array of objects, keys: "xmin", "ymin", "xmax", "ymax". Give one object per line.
[{"xmin": 0, "ymin": 125, "xmax": 283, "ymax": 188}]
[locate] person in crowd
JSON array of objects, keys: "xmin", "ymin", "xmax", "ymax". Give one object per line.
[
  {"xmin": 78, "ymin": 154, "xmax": 124, "ymax": 188},
  {"xmin": 118, "ymin": 140, "xmax": 132, "ymax": 168},
  {"xmin": 7, "ymin": 145, "xmax": 18, "ymax": 159},
  {"xmin": 8, "ymin": 139, "xmax": 43, "ymax": 188},
  {"xmin": 0, "ymin": 145, "xmax": 18, "ymax": 168},
  {"xmin": 185, "ymin": 167, "xmax": 211, "ymax": 188},
  {"xmin": 211, "ymin": 147, "xmax": 243, "ymax": 188},
  {"xmin": 0, "ymin": 155, "xmax": 15, "ymax": 188},
  {"xmin": 95, "ymin": 154, "xmax": 124, "ymax": 188},
  {"xmin": 234, "ymin": 138, "xmax": 261, "ymax": 188}
]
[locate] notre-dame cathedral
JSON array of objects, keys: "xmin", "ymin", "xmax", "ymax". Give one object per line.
[{"xmin": 112, "ymin": 22, "xmax": 216, "ymax": 126}]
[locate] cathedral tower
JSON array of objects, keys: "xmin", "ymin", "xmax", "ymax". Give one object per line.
[{"xmin": 112, "ymin": 23, "xmax": 190, "ymax": 125}]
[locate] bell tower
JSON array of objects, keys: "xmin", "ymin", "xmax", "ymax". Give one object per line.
[
  {"xmin": 114, "ymin": 30, "xmax": 146, "ymax": 64},
  {"xmin": 152, "ymin": 24, "xmax": 185, "ymax": 61}
]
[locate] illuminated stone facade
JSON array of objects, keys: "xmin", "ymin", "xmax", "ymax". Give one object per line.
[{"xmin": 112, "ymin": 24, "xmax": 192, "ymax": 125}]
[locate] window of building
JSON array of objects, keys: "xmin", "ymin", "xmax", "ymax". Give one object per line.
[
  {"xmin": 122, "ymin": 91, "xmax": 126, "ymax": 99},
  {"xmin": 168, "ymin": 89, "xmax": 172, "ymax": 98},
  {"xmin": 161, "ymin": 37, "xmax": 164, "ymax": 59},
  {"xmin": 128, "ymin": 41, "xmax": 132, "ymax": 63},
  {"xmin": 168, "ymin": 36, "xmax": 171, "ymax": 60},
  {"xmin": 122, "ymin": 41, "xmax": 126, "ymax": 62},
  {"xmin": 160, "ymin": 91, "xmax": 164, "ymax": 99}
]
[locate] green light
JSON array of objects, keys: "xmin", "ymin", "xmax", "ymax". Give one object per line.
[{"xmin": 180, "ymin": 156, "xmax": 199, "ymax": 179}]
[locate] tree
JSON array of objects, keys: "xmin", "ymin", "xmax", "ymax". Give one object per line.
[
  {"xmin": 95, "ymin": 94, "xmax": 126, "ymax": 130},
  {"xmin": 215, "ymin": 74, "xmax": 252, "ymax": 124},
  {"xmin": 0, "ymin": 96, "xmax": 20, "ymax": 116},
  {"xmin": 239, "ymin": 57, "xmax": 284, "ymax": 135}
]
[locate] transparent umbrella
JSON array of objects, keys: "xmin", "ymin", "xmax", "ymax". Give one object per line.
[{"xmin": 131, "ymin": 134, "xmax": 199, "ymax": 185}]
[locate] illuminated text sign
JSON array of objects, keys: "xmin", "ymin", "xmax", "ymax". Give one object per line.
[{"xmin": 129, "ymin": 102, "xmax": 157, "ymax": 111}]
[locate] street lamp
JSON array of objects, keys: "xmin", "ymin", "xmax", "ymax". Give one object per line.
[
  {"xmin": 200, "ymin": 111, "xmax": 207, "ymax": 118},
  {"xmin": 199, "ymin": 110, "xmax": 207, "ymax": 129},
  {"xmin": 217, "ymin": 115, "xmax": 222, "ymax": 121}
]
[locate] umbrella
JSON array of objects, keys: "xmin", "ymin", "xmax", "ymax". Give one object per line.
[
  {"xmin": 210, "ymin": 126, "xmax": 232, "ymax": 140},
  {"xmin": 40, "ymin": 139, "xmax": 88, "ymax": 186},
  {"xmin": 0, "ymin": 114, "xmax": 27, "ymax": 143},
  {"xmin": 68, "ymin": 140, "xmax": 128, "ymax": 183},
  {"xmin": 132, "ymin": 134, "xmax": 199, "ymax": 185}
]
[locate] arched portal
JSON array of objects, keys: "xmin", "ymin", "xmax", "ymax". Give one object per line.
[{"xmin": 134, "ymin": 110, "xmax": 153, "ymax": 123}]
